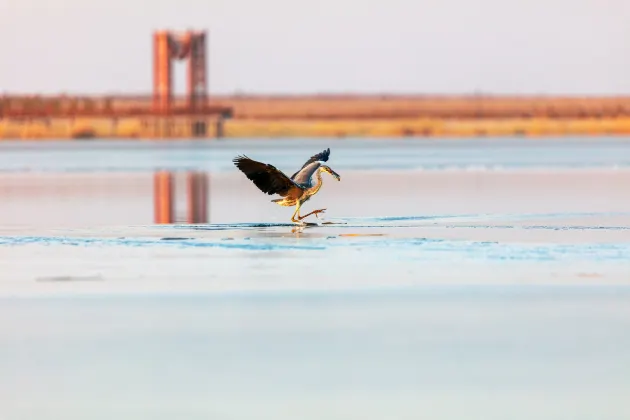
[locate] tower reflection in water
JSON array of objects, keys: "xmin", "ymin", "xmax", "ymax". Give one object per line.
[{"xmin": 154, "ymin": 171, "xmax": 209, "ymax": 224}]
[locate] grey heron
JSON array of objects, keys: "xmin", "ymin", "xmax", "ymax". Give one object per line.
[{"xmin": 233, "ymin": 148, "xmax": 341, "ymax": 224}]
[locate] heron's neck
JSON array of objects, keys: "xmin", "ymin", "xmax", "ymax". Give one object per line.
[{"xmin": 306, "ymin": 169, "xmax": 324, "ymax": 195}]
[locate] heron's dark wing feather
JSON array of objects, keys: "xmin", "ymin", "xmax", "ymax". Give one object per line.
[
  {"xmin": 290, "ymin": 148, "xmax": 330, "ymax": 179},
  {"xmin": 233, "ymin": 155, "xmax": 298, "ymax": 196}
]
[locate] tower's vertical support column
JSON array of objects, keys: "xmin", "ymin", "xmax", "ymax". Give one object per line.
[
  {"xmin": 188, "ymin": 31, "xmax": 208, "ymax": 137},
  {"xmin": 188, "ymin": 31, "xmax": 207, "ymax": 111},
  {"xmin": 153, "ymin": 31, "xmax": 173, "ymax": 113},
  {"xmin": 153, "ymin": 31, "xmax": 173, "ymax": 137}
]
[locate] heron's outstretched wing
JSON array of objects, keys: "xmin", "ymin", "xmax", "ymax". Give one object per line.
[
  {"xmin": 290, "ymin": 148, "xmax": 330, "ymax": 180},
  {"xmin": 233, "ymin": 155, "xmax": 298, "ymax": 196}
]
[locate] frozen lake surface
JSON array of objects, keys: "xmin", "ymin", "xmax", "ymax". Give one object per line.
[{"xmin": 1, "ymin": 137, "xmax": 630, "ymax": 420}]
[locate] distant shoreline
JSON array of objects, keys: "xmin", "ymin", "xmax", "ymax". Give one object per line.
[
  {"xmin": 3, "ymin": 94, "xmax": 630, "ymax": 139},
  {"xmin": 2, "ymin": 117, "xmax": 630, "ymax": 140}
]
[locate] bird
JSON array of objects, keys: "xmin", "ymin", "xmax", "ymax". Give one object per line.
[{"xmin": 232, "ymin": 148, "xmax": 341, "ymax": 224}]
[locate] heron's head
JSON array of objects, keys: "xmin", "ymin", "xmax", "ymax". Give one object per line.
[{"xmin": 320, "ymin": 165, "xmax": 341, "ymax": 181}]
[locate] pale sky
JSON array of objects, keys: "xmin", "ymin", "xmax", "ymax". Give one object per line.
[{"xmin": 2, "ymin": 0, "xmax": 630, "ymax": 95}]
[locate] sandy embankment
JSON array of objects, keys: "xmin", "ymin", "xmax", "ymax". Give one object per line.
[{"xmin": 4, "ymin": 95, "xmax": 630, "ymax": 138}]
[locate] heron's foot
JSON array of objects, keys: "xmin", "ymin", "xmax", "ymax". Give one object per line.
[
  {"xmin": 313, "ymin": 209, "xmax": 326, "ymax": 219},
  {"xmin": 298, "ymin": 208, "xmax": 327, "ymax": 221}
]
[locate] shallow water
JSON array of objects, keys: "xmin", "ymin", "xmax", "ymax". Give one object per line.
[
  {"xmin": 1, "ymin": 137, "xmax": 630, "ymax": 419},
  {"xmin": 1, "ymin": 137, "xmax": 630, "ymax": 172}
]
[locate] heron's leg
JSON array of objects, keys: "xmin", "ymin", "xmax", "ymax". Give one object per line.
[
  {"xmin": 291, "ymin": 201, "xmax": 304, "ymax": 223},
  {"xmin": 297, "ymin": 208, "xmax": 327, "ymax": 220}
]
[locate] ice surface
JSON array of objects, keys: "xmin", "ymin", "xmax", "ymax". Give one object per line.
[{"xmin": 1, "ymin": 138, "xmax": 630, "ymax": 420}]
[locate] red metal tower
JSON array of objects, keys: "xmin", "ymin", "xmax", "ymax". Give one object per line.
[{"xmin": 153, "ymin": 30, "xmax": 208, "ymax": 113}]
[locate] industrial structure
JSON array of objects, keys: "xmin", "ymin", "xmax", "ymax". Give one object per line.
[
  {"xmin": 153, "ymin": 30, "xmax": 208, "ymax": 114},
  {"xmin": 150, "ymin": 29, "xmax": 232, "ymax": 137},
  {"xmin": 0, "ymin": 29, "xmax": 232, "ymax": 139}
]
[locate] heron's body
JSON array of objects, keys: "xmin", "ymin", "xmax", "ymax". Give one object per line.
[{"xmin": 232, "ymin": 148, "xmax": 340, "ymax": 223}]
